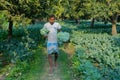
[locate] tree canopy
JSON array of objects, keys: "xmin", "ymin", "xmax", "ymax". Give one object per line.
[{"xmin": 0, "ymin": 0, "xmax": 120, "ymax": 36}]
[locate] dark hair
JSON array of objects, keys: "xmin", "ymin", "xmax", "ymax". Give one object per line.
[{"xmin": 49, "ymin": 14, "xmax": 55, "ymax": 19}]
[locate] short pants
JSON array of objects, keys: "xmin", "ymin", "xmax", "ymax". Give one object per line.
[{"xmin": 47, "ymin": 42, "xmax": 59, "ymax": 54}]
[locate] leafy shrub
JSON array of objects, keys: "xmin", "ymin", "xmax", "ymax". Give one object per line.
[
  {"xmin": 0, "ymin": 30, "xmax": 7, "ymax": 41},
  {"xmin": 72, "ymin": 46, "xmax": 101, "ymax": 80}
]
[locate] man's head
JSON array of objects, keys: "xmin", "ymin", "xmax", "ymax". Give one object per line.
[{"xmin": 48, "ymin": 15, "xmax": 55, "ymax": 25}]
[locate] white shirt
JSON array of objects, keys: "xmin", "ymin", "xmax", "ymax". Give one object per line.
[{"xmin": 43, "ymin": 22, "xmax": 61, "ymax": 43}]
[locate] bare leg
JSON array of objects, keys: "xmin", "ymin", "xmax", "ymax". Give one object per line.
[
  {"xmin": 54, "ymin": 53, "xmax": 58, "ymax": 67},
  {"xmin": 48, "ymin": 54, "xmax": 53, "ymax": 73}
]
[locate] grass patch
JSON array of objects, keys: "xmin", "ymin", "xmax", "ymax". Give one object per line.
[
  {"xmin": 58, "ymin": 50, "xmax": 73, "ymax": 80},
  {"xmin": 20, "ymin": 46, "xmax": 46, "ymax": 80}
]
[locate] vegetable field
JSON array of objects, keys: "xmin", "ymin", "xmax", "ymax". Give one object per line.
[
  {"xmin": 0, "ymin": 0, "xmax": 120, "ymax": 80},
  {"xmin": 0, "ymin": 20, "xmax": 120, "ymax": 80}
]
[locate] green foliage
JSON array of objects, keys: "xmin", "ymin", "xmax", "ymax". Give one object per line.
[
  {"xmin": 4, "ymin": 46, "xmax": 45, "ymax": 80},
  {"xmin": 0, "ymin": 23, "xmax": 43, "ymax": 66},
  {"xmin": 0, "ymin": 30, "xmax": 7, "ymax": 41},
  {"xmin": 5, "ymin": 61, "xmax": 30, "ymax": 80},
  {"xmin": 57, "ymin": 32, "xmax": 70, "ymax": 43},
  {"xmin": 72, "ymin": 46, "xmax": 101, "ymax": 80},
  {"xmin": 0, "ymin": 37, "xmax": 35, "ymax": 63},
  {"xmin": 71, "ymin": 30, "xmax": 120, "ymax": 80},
  {"xmin": 0, "ymin": 10, "xmax": 9, "ymax": 29},
  {"xmin": 40, "ymin": 28, "xmax": 49, "ymax": 36},
  {"xmin": 78, "ymin": 60, "xmax": 101, "ymax": 80},
  {"xmin": 27, "ymin": 23, "xmax": 44, "ymax": 43}
]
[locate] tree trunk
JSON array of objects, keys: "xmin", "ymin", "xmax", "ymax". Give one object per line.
[
  {"xmin": 118, "ymin": 16, "xmax": 120, "ymax": 22},
  {"xmin": 8, "ymin": 19, "xmax": 13, "ymax": 39},
  {"xmin": 31, "ymin": 19, "xmax": 35, "ymax": 24},
  {"xmin": 111, "ymin": 14, "xmax": 118, "ymax": 36},
  {"xmin": 0, "ymin": 25, "xmax": 2, "ymax": 29},
  {"xmin": 112, "ymin": 20, "xmax": 117, "ymax": 35},
  {"xmin": 104, "ymin": 19, "xmax": 108, "ymax": 25},
  {"xmin": 75, "ymin": 18, "xmax": 79, "ymax": 24},
  {"xmin": 91, "ymin": 18, "xmax": 95, "ymax": 27}
]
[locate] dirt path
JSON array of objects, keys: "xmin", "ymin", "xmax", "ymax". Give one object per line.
[
  {"xmin": 0, "ymin": 75, "xmax": 4, "ymax": 80},
  {"xmin": 40, "ymin": 59, "xmax": 61, "ymax": 80},
  {"xmin": 40, "ymin": 49, "xmax": 72, "ymax": 80}
]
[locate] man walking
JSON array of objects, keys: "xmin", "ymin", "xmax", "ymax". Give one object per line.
[{"xmin": 43, "ymin": 15, "xmax": 61, "ymax": 73}]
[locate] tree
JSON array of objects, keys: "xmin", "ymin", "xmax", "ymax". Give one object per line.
[
  {"xmin": 43, "ymin": 0, "xmax": 69, "ymax": 19},
  {"xmin": 80, "ymin": 0, "xmax": 106, "ymax": 27},
  {"xmin": 97, "ymin": 0, "xmax": 120, "ymax": 35},
  {"xmin": 43, "ymin": 0, "xmax": 84, "ymax": 23},
  {"xmin": 0, "ymin": 0, "xmax": 41, "ymax": 38},
  {"xmin": 63, "ymin": 0, "xmax": 84, "ymax": 24},
  {"xmin": 80, "ymin": 0, "xmax": 120, "ymax": 35}
]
